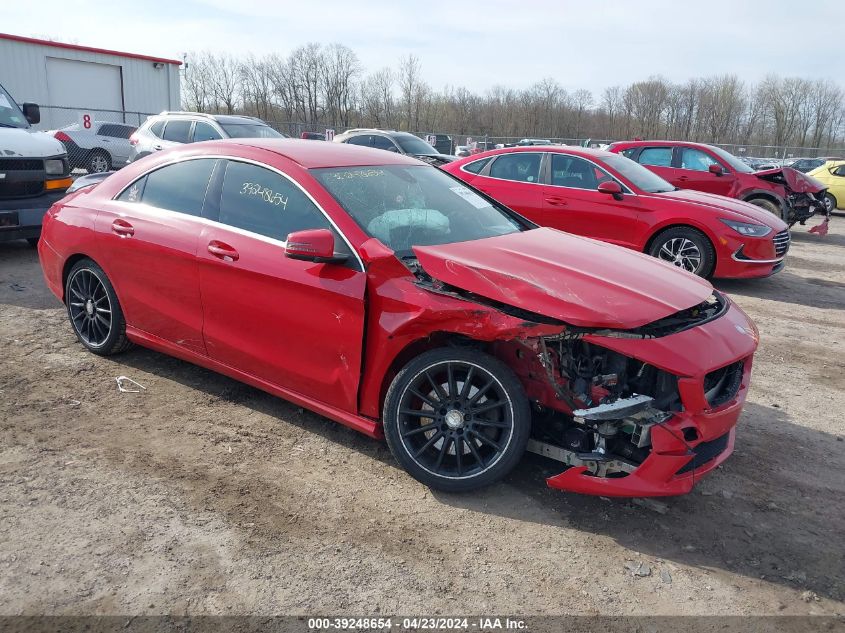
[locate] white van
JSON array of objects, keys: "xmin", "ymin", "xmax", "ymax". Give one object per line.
[{"xmin": 1, "ymin": 82, "xmax": 72, "ymax": 245}]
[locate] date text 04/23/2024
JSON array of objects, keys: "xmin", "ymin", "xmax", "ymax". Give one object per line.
[{"xmin": 307, "ymin": 617, "xmax": 528, "ymax": 630}]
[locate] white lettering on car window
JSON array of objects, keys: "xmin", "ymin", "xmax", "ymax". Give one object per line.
[{"xmin": 239, "ymin": 182, "xmax": 288, "ymax": 209}]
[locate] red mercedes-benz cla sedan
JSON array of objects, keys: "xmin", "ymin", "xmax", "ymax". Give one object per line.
[
  {"xmin": 39, "ymin": 140, "xmax": 759, "ymax": 496},
  {"xmin": 442, "ymin": 146, "xmax": 790, "ymax": 279}
]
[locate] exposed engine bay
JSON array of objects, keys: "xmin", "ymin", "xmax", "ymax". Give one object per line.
[
  {"xmin": 756, "ymin": 168, "xmax": 830, "ymax": 227},
  {"xmin": 407, "ymin": 256, "xmax": 736, "ymax": 481},
  {"xmin": 521, "ymin": 337, "xmax": 680, "ymax": 478}
]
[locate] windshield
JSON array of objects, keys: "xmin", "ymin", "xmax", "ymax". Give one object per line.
[
  {"xmin": 220, "ymin": 123, "xmax": 283, "ymax": 139},
  {"xmin": 394, "ymin": 134, "xmax": 439, "ymax": 156},
  {"xmin": 708, "ymin": 145, "xmax": 754, "ymax": 174},
  {"xmin": 602, "ymin": 154, "xmax": 676, "ymax": 193},
  {"xmin": 0, "ymin": 84, "xmax": 28, "ymax": 129},
  {"xmin": 312, "ymin": 165, "xmax": 524, "ymax": 255}
]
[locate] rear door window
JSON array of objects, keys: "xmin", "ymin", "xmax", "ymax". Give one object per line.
[
  {"xmin": 149, "ymin": 120, "xmax": 165, "ymax": 137},
  {"xmin": 550, "ymin": 154, "xmax": 613, "ymax": 190},
  {"xmin": 162, "ymin": 120, "xmax": 192, "ymax": 143},
  {"xmin": 345, "ymin": 135, "xmax": 371, "ymax": 147},
  {"xmin": 193, "ymin": 122, "xmax": 223, "ymax": 142},
  {"xmin": 371, "ymin": 135, "xmax": 397, "ymax": 151},
  {"xmin": 462, "ymin": 157, "xmax": 491, "ymax": 174},
  {"xmin": 637, "ymin": 147, "xmax": 673, "ymax": 167},
  {"xmin": 123, "ymin": 159, "xmax": 217, "ymax": 216},
  {"xmin": 489, "ymin": 153, "xmax": 542, "ymax": 183}
]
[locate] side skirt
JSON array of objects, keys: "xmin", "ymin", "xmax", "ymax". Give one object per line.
[{"xmin": 126, "ymin": 327, "xmax": 383, "ymax": 439}]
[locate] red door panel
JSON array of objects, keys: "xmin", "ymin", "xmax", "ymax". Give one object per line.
[
  {"xmin": 95, "ymin": 201, "xmax": 206, "ymax": 355},
  {"xmin": 197, "ymin": 225, "xmax": 366, "ymax": 413}
]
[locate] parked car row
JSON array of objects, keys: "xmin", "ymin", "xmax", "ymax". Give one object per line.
[
  {"xmin": 443, "ymin": 146, "xmax": 789, "ymax": 279},
  {"xmin": 38, "ymin": 138, "xmax": 759, "ymax": 497}
]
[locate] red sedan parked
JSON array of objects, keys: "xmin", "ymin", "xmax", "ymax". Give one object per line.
[
  {"xmin": 606, "ymin": 140, "xmax": 827, "ymax": 227},
  {"xmin": 443, "ymin": 146, "xmax": 789, "ymax": 279},
  {"xmin": 39, "ymin": 140, "xmax": 759, "ymax": 497}
]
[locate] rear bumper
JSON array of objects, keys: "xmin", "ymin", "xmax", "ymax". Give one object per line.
[{"xmin": 0, "ymin": 191, "xmax": 68, "ymax": 242}]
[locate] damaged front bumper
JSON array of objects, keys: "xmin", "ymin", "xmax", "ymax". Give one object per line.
[{"xmin": 521, "ymin": 296, "xmax": 758, "ymax": 497}]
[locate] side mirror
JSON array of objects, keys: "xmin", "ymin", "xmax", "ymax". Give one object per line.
[
  {"xmin": 285, "ymin": 228, "xmax": 348, "ymax": 264},
  {"xmin": 22, "ymin": 103, "xmax": 40, "ymax": 125},
  {"xmin": 597, "ymin": 181, "xmax": 624, "ymax": 200},
  {"xmin": 708, "ymin": 163, "xmax": 724, "ymax": 176}
]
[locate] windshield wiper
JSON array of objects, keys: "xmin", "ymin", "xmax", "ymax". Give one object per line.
[{"xmin": 0, "ymin": 122, "xmax": 23, "ymax": 128}]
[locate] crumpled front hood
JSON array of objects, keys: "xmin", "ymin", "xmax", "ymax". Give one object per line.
[
  {"xmin": 413, "ymin": 228, "xmax": 714, "ymax": 329},
  {"xmin": 656, "ymin": 189, "xmax": 788, "ymax": 230},
  {"xmin": 755, "ymin": 166, "xmax": 826, "ymax": 193},
  {"xmin": 0, "ymin": 127, "xmax": 66, "ymax": 158}
]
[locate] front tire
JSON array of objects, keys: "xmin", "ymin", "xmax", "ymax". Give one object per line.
[
  {"xmin": 823, "ymin": 192, "xmax": 838, "ymax": 213},
  {"xmin": 383, "ymin": 348, "xmax": 531, "ymax": 492},
  {"xmin": 648, "ymin": 226, "xmax": 716, "ymax": 278},
  {"xmin": 746, "ymin": 197, "xmax": 784, "ymax": 220},
  {"xmin": 65, "ymin": 258, "xmax": 132, "ymax": 356}
]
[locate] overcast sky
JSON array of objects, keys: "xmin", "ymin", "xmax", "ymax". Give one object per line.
[{"xmin": 4, "ymin": 0, "xmax": 843, "ymax": 95}]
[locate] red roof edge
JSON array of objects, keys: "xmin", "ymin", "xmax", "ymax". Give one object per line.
[{"xmin": 0, "ymin": 32, "xmax": 183, "ymax": 65}]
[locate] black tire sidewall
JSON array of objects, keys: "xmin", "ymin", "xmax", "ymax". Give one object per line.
[
  {"xmin": 65, "ymin": 259, "xmax": 127, "ymax": 355},
  {"xmin": 648, "ymin": 227, "xmax": 716, "ymax": 278},
  {"xmin": 747, "ymin": 197, "xmax": 785, "ymax": 221},
  {"xmin": 383, "ymin": 347, "xmax": 531, "ymax": 492}
]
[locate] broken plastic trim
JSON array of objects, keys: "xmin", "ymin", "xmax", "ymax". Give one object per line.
[{"xmin": 545, "ymin": 292, "xmax": 728, "ymax": 340}]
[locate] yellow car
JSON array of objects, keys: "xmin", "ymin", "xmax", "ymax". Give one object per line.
[{"xmin": 808, "ymin": 160, "xmax": 845, "ymax": 213}]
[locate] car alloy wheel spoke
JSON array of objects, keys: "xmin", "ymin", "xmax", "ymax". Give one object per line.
[
  {"xmin": 398, "ymin": 360, "xmax": 512, "ymax": 478},
  {"xmin": 401, "ymin": 422, "xmax": 438, "ymax": 438},
  {"xmin": 68, "ymin": 268, "xmax": 112, "ymax": 347},
  {"xmin": 414, "ymin": 431, "xmax": 445, "ymax": 458}
]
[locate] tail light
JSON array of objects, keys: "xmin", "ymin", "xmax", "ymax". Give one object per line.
[
  {"xmin": 54, "ymin": 131, "xmax": 72, "ymax": 143},
  {"xmin": 301, "ymin": 132, "xmax": 309, "ymax": 139},
  {"xmin": 129, "ymin": 133, "xmax": 139, "ymax": 146}
]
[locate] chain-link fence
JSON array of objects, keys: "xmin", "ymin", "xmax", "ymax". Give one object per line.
[
  {"xmin": 34, "ymin": 105, "xmax": 155, "ymax": 132},
  {"xmin": 32, "ymin": 104, "xmax": 845, "ymax": 169}
]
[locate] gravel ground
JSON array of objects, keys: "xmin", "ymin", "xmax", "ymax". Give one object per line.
[{"xmin": 0, "ymin": 216, "xmax": 843, "ymax": 617}]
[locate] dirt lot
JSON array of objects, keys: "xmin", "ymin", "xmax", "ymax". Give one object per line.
[{"xmin": 0, "ymin": 217, "xmax": 843, "ymax": 617}]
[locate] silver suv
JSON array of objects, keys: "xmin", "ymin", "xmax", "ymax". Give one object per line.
[{"xmin": 128, "ymin": 112, "xmax": 285, "ymax": 163}]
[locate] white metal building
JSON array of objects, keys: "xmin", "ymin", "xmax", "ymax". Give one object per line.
[{"xmin": 0, "ymin": 32, "xmax": 181, "ymax": 129}]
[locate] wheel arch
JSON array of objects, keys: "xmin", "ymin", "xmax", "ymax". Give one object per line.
[
  {"xmin": 741, "ymin": 189, "xmax": 785, "ymax": 208},
  {"xmin": 644, "ymin": 221, "xmax": 718, "ymax": 256},
  {"xmin": 371, "ymin": 332, "xmax": 490, "ymax": 422}
]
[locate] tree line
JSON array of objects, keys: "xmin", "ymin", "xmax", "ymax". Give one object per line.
[{"xmin": 181, "ymin": 45, "xmax": 845, "ymax": 152}]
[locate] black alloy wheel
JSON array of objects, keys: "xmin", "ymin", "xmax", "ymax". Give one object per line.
[{"xmin": 384, "ymin": 348, "xmax": 530, "ymax": 492}]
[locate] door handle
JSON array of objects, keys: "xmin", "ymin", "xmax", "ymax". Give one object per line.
[
  {"xmin": 111, "ymin": 218, "xmax": 134, "ymax": 237},
  {"xmin": 207, "ymin": 240, "xmax": 239, "ymax": 262},
  {"xmin": 677, "ymin": 176, "xmax": 689, "ymax": 182},
  {"xmin": 544, "ymin": 196, "xmax": 569, "ymax": 206},
  {"xmin": 153, "ymin": 144, "xmax": 164, "ymax": 151}
]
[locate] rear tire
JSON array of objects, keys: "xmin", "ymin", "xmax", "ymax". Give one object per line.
[
  {"xmin": 26, "ymin": 237, "xmax": 39, "ymax": 248},
  {"xmin": 65, "ymin": 258, "xmax": 132, "ymax": 356},
  {"xmin": 383, "ymin": 347, "xmax": 531, "ymax": 492},
  {"xmin": 86, "ymin": 150, "xmax": 111, "ymax": 174},
  {"xmin": 746, "ymin": 197, "xmax": 784, "ymax": 220},
  {"xmin": 648, "ymin": 226, "xmax": 716, "ymax": 278}
]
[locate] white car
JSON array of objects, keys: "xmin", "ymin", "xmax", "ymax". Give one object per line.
[{"xmin": 51, "ymin": 121, "xmax": 137, "ymax": 173}]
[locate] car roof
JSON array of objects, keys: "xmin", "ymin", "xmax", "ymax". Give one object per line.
[
  {"xmin": 610, "ymin": 139, "xmax": 718, "ymax": 151},
  {"xmin": 203, "ymin": 138, "xmax": 423, "ymax": 168},
  {"xmin": 460, "ymin": 144, "xmax": 621, "ymax": 162}
]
